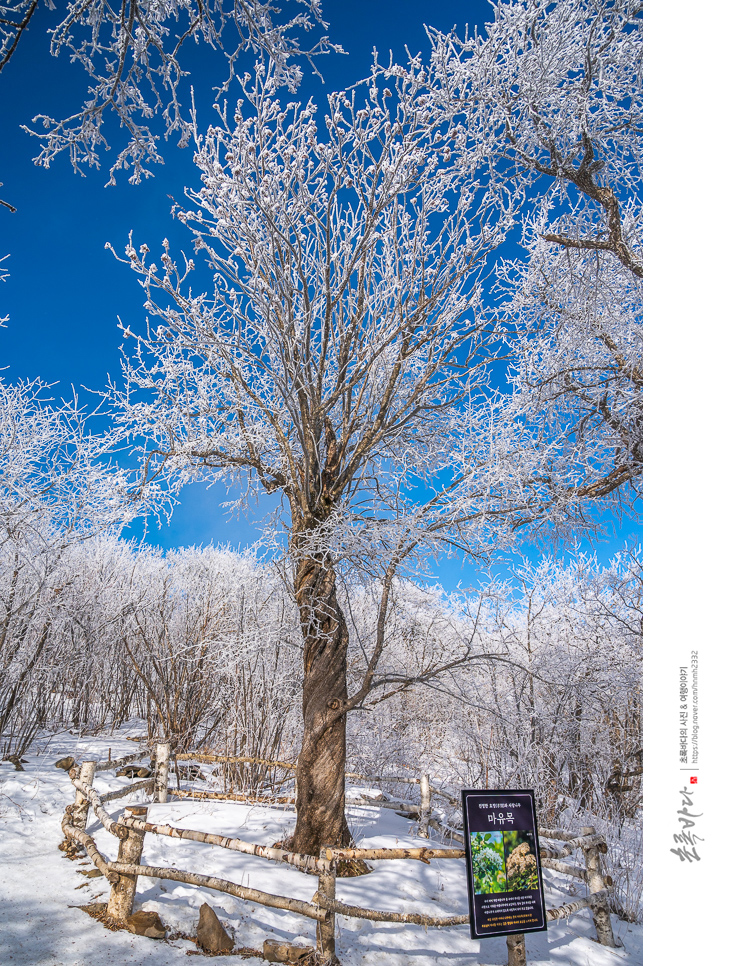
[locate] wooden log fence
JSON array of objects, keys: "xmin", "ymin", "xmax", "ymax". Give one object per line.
[
  {"xmin": 110, "ymin": 862, "xmax": 327, "ymax": 922},
  {"xmin": 98, "ymin": 778, "xmax": 156, "ymax": 804},
  {"xmin": 60, "ymin": 743, "xmax": 616, "ymax": 962},
  {"xmin": 108, "ymin": 806, "xmax": 148, "ymax": 921},
  {"xmin": 94, "ymin": 747, "xmax": 153, "ymax": 773}
]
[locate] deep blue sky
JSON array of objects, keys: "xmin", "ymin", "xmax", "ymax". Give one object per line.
[{"xmin": 0, "ymin": 0, "xmax": 640, "ymax": 583}]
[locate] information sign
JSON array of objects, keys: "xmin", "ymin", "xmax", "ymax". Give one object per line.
[{"xmin": 461, "ymin": 788, "xmax": 547, "ymax": 940}]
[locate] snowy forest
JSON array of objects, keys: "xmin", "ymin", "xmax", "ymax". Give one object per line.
[{"xmin": 0, "ymin": 1, "xmax": 643, "ymax": 963}]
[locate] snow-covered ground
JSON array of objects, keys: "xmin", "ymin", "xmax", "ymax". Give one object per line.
[{"xmin": 0, "ymin": 728, "xmax": 642, "ymax": 965}]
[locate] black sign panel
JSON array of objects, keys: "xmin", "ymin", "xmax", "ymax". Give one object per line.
[{"xmin": 461, "ymin": 788, "xmax": 547, "ymax": 940}]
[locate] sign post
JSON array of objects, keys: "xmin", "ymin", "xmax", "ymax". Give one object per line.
[{"xmin": 461, "ymin": 788, "xmax": 547, "ymax": 941}]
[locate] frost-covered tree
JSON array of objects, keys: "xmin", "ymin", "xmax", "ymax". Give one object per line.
[
  {"xmin": 111, "ymin": 0, "xmax": 642, "ymax": 855},
  {"xmin": 0, "ymin": 0, "xmax": 333, "ymax": 184},
  {"xmin": 427, "ymin": 0, "xmax": 642, "ymax": 515},
  {"xmin": 0, "ymin": 377, "xmax": 137, "ymax": 753}
]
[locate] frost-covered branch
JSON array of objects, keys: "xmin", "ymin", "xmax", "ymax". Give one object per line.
[{"xmin": 5, "ymin": 0, "xmax": 336, "ymax": 183}]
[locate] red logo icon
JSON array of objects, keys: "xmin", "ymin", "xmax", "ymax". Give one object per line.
[{"xmin": 690, "ymin": 776, "xmax": 698, "ymax": 784}]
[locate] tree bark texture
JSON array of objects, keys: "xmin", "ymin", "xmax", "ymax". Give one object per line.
[
  {"xmin": 72, "ymin": 761, "xmax": 96, "ymax": 831},
  {"xmin": 581, "ymin": 825, "xmax": 617, "ymax": 947},
  {"xmin": 546, "ymin": 890, "xmax": 610, "ymax": 921},
  {"xmin": 315, "ymin": 860, "xmax": 338, "ymax": 962},
  {"xmin": 107, "ymin": 806, "xmax": 148, "ymax": 921},
  {"xmin": 289, "ymin": 554, "xmax": 351, "ymax": 855},
  {"xmin": 417, "ymin": 773, "xmax": 431, "ymax": 838},
  {"xmin": 155, "ymin": 741, "xmax": 170, "ymax": 803},
  {"xmin": 111, "ymin": 862, "xmax": 325, "ymax": 921},
  {"xmin": 316, "ymin": 893, "xmax": 469, "ymax": 927}
]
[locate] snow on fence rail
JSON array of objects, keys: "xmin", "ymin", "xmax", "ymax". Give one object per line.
[{"xmin": 59, "ymin": 743, "xmax": 616, "ymax": 964}]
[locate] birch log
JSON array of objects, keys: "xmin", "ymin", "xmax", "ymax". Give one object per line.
[
  {"xmin": 110, "ymin": 862, "xmax": 326, "ymax": 921},
  {"xmin": 538, "ymin": 828, "xmax": 580, "ymax": 842},
  {"xmin": 167, "ymin": 788, "xmax": 295, "ymax": 806},
  {"xmin": 176, "ymin": 752, "xmax": 296, "ymax": 770},
  {"xmin": 346, "ymin": 797, "xmax": 419, "ymax": 814},
  {"xmin": 95, "ymin": 748, "xmax": 151, "ymax": 773},
  {"xmin": 418, "ymin": 774, "xmax": 431, "ymax": 839},
  {"xmin": 546, "ymin": 890, "xmax": 611, "ymax": 922},
  {"xmin": 540, "ymin": 858, "xmax": 588, "ymax": 881},
  {"xmin": 539, "ymin": 834, "xmax": 607, "ymax": 859},
  {"xmin": 344, "ymin": 772, "xmax": 421, "ymax": 784},
  {"xmin": 61, "ymin": 813, "xmax": 119, "ymax": 883},
  {"xmin": 117, "ymin": 813, "xmax": 329, "ymax": 874},
  {"xmin": 70, "ymin": 776, "xmax": 126, "ymax": 838},
  {"xmin": 72, "ymin": 761, "xmax": 96, "ymax": 831},
  {"xmin": 107, "ymin": 807, "xmax": 147, "ymax": 921},
  {"xmin": 316, "ymin": 856, "xmax": 337, "ymax": 962},
  {"xmin": 155, "ymin": 742, "xmax": 170, "ymax": 804},
  {"xmin": 315, "ymin": 894, "xmax": 469, "ymax": 927},
  {"xmin": 98, "ymin": 778, "xmax": 156, "ymax": 804},
  {"xmin": 323, "ymin": 846, "xmax": 464, "ymax": 862},
  {"xmin": 581, "ymin": 826, "xmax": 616, "ymax": 947}
]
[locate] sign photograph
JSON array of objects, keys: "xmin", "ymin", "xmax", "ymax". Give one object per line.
[{"xmin": 461, "ymin": 789, "xmax": 548, "ymax": 940}]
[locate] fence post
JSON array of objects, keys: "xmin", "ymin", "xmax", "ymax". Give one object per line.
[
  {"xmin": 72, "ymin": 760, "xmax": 96, "ymax": 831},
  {"xmin": 506, "ymin": 933, "xmax": 527, "ymax": 966},
  {"xmin": 418, "ymin": 773, "xmax": 431, "ymax": 838},
  {"xmin": 107, "ymin": 806, "xmax": 148, "ymax": 922},
  {"xmin": 580, "ymin": 826, "xmax": 616, "ymax": 948},
  {"xmin": 155, "ymin": 742, "xmax": 170, "ymax": 804},
  {"xmin": 316, "ymin": 852, "xmax": 337, "ymax": 963}
]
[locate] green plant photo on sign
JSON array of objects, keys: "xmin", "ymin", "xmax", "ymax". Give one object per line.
[{"xmin": 470, "ymin": 832, "xmax": 507, "ymax": 894}]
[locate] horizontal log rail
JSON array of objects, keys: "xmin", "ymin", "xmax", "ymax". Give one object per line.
[
  {"xmin": 61, "ymin": 813, "xmax": 120, "ymax": 883},
  {"xmin": 429, "ymin": 786, "xmax": 461, "ymax": 808},
  {"xmin": 316, "ymin": 894, "xmax": 470, "ymax": 927},
  {"xmin": 541, "ymin": 858, "xmax": 589, "ymax": 881},
  {"xmin": 116, "ymin": 813, "xmax": 329, "ymax": 874},
  {"xmin": 94, "ymin": 748, "xmax": 152, "ymax": 773},
  {"xmin": 324, "ymin": 846, "xmax": 464, "ymax": 863},
  {"xmin": 98, "ymin": 778, "xmax": 156, "ymax": 804},
  {"xmin": 540, "ymin": 834, "xmax": 608, "ymax": 859},
  {"xmin": 346, "ymin": 796, "xmax": 418, "ymax": 813},
  {"xmin": 110, "ymin": 862, "xmax": 326, "ymax": 922},
  {"xmin": 175, "ymin": 752, "xmax": 296, "ymax": 770},
  {"xmin": 70, "ymin": 777, "xmax": 128, "ymax": 838},
  {"xmin": 167, "ymin": 787, "xmax": 295, "ymax": 806},
  {"xmin": 539, "ymin": 827, "xmax": 579, "ymax": 842},
  {"xmin": 317, "ymin": 886, "xmax": 612, "ymax": 930},
  {"xmin": 344, "ymin": 771, "xmax": 421, "ymax": 785},
  {"xmin": 546, "ymin": 889, "xmax": 611, "ymax": 922}
]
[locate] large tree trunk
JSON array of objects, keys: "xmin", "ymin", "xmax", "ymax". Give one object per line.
[{"xmin": 287, "ymin": 553, "xmax": 353, "ymax": 856}]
